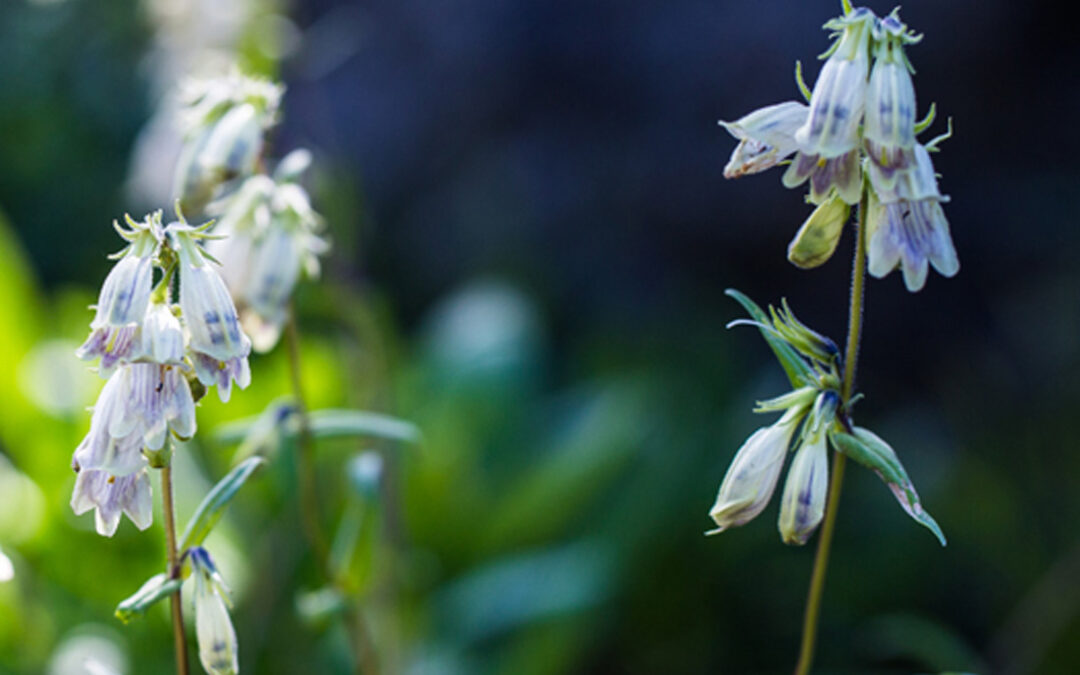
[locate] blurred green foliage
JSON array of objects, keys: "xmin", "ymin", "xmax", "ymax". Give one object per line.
[{"xmin": 3, "ymin": 1, "xmax": 1080, "ymax": 674}]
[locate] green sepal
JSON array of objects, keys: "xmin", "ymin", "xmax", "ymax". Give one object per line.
[
  {"xmin": 115, "ymin": 573, "xmax": 184, "ymax": 624},
  {"xmin": 725, "ymin": 289, "xmax": 815, "ymax": 388},
  {"xmin": 179, "ymin": 456, "xmax": 266, "ymax": 550},
  {"xmin": 829, "ymin": 427, "xmax": 946, "ymax": 546}
]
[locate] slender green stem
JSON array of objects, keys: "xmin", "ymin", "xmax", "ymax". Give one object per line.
[
  {"xmin": 793, "ymin": 189, "xmax": 868, "ymax": 675},
  {"xmin": 162, "ymin": 464, "xmax": 190, "ymax": 675},
  {"xmin": 284, "ymin": 306, "xmax": 378, "ymax": 674},
  {"xmin": 285, "ymin": 307, "xmax": 329, "ymax": 565}
]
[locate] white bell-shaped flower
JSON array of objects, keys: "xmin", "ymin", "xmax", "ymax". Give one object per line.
[
  {"xmin": 70, "ymin": 467, "xmax": 153, "ymax": 537},
  {"xmin": 190, "ymin": 547, "xmax": 239, "ymax": 675},
  {"xmin": 709, "ymin": 404, "xmax": 806, "ymax": 533},
  {"xmin": 135, "ymin": 300, "xmax": 186, "ymax": 365},
  {"xmin": 863, "ymin": 19, "xmax": 917, "ymax": 179}
]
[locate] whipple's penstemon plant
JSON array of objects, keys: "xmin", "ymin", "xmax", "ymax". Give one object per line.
[
  {"xmin": 70, "ymin": 68, "xmax": 416, "ymax": 675},
  {"xmin": 709, "ymin": 3, "xmax": 955, "ymax": 673},
  {"xmin": 73, "ymin": 208, "xmax": 258, "ymax": 675}
]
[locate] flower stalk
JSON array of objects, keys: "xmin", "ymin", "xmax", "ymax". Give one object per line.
[
  {"xmin": 793, "ymin": 186, "xmax": 868, "ymax": 675},
  {"xmin": 161, "ymin": 463, "xmax": 190, "ymax": 675}
]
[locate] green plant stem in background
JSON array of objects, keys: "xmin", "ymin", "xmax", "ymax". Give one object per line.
[
  {"xmin": 285, "ymin": 306, "xmax": 379, "ymax": 675},
  {"xmin": 793, "ymin": 189, "xmax": 868, "ymax": 675},
  {"xmin": 162, "ymin": 464, "xmax": 190, "ymax": 675}
]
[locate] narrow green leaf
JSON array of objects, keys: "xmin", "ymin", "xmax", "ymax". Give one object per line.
[
  {"xmin": 115, "ymin": 573, "xmax": 183, "ymax": 623},
  {"xmin": 179, "ymin": 457, "xmax": 266, "ymax": 550},
  {"xmin": 829, "ymin": 427, "xmax": 946, "ymax": 546},
  {"xmin": 308, "ymin": 409, "xmax": 422, "ymax": 445},
  {"xmin": 725, "ymin": 289, "xmax": 814, "ymax": 387}
]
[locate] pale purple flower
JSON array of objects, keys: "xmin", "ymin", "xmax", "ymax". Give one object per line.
[
  {"xmin": 178, "ymin": 256, "xmax": 252, "ymax": 402},
  {"xmin": 863, "ymin": 16, "xmax": 918, "ymax": 181},
  {"xmin": 70, "ymin": 468, "xmax": 153, "ymax": 537},
  {"xmin": 77, "ymin": 253, "xmax": 154, "ymax": 375},
  {"xmin": 783, "ymin": 9, "xmax": 875, "ymax": 205},
  {"xmin": 866, "ymin": 145, "xmax": 959, "ymax": 292}
]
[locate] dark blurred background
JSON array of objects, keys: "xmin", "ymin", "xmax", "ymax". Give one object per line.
[{"xmin": 2, "ymin": 0, "xmax": 1079, "ymax": 673}]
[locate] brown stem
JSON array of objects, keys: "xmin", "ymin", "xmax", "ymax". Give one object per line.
[{"xmin": 162, "ymin": 464, "xmax": 190, "ymax": 675}]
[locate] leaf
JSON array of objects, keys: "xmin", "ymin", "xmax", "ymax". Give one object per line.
[
  {"xmin": 829, "ymin": 427, "xmax": 946, "ymax": 546},
  {"xmin": 114, "ymin": 573, "xmax": 183, "ymax": 623},
  {"xmin": 725, "ymin": 289, "xmax": 815, "ymax": 388},
  {"xmin": 308, "ymin": 409, "xmax": 422, "ymax": 445},
  {"xmin": 179, "ymin": 457, "xmax": 265, "ymax": 550}
]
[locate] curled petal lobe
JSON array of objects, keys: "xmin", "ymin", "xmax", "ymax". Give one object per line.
[
  {"xmin": 70, "ymin": 468, "xmax": 153, "ymax": 537},
  {"xmin": 783, "ymin": 150, "xmax": 861, "ymax": 205}
]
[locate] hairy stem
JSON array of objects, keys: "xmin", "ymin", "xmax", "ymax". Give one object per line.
[
  {"xmin": 793, "ymin": 189, "xmax": 868, "ymax": 675},
  {"xmin": 285, "ymin": 306, "xmax": 378, "ymax": 674},
  {"xmin": 162, "ymin": 464, "xmax": 190, "ymax": 675}
]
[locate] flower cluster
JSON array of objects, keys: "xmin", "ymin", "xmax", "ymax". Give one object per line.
[
  {"xmin": 720, "ymin": 5, "xmax": 958, "ymax": 292},
  {"xmin": 709, "ymin": 292, "xmax": 945, "ymax": 546},
  {"xmin": 71, "ymin": 210, "xmax": 252, "ymax": 536},
  {"xmin": 174, "ymin": 70, "xmax": 284, "ymax": 217},
  {"xmin": 206, "ymin": 149, "xmax": 328, "ymax": 352}
]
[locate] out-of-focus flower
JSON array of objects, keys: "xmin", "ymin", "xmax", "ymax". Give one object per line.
[
  {"xmin": 174, "ymin": 70, "xmax": 284, "ymax": 216},
  {"xmin": 0, "ymin": 545, "xmax": 13, "ymax": 582},
  {"xmin": 190, "ymin": 547, "xmax": 239, "ymax": 675},
  {"xmin": 70, "ymin": 468, "xmax": 153, "ymax": 537},
  {"xmin": 206, "ymin": 150, "xmax": 328, "ymax": 352}
]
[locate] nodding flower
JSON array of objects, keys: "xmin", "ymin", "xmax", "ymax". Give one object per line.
[
  {"xmin": 190, "ymin": 547, "xmax": 239, "ymax": 675},
  {"xmin": 77, "ymin": 253, "xmax": 154, "ymax": 376},
  {"xmin": 172, "ymin": 223, "xmax": 252, "ymax": 403},
  {"xmin": 720, "ymin": 101, "xmax": 808, "ymax": 179},
  {"xmin": 778, "ymin": 428, "xmax": 829, "ymax": 545},
  {"xmin": 866, "ymin": 145, "xmax": 959, "ymax": 292},
  {"xmin": 709, "ymin": 404, "xmax": 807, "ymax": 534}
]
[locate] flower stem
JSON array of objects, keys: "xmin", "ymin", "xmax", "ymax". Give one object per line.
[
  {"xmin": 285, "ymin": 305, "xmax": 379, "ymax": 674},
  {"xmin": 793, "ymin": 189, "xmax": 868, "ymax": 675},
  {"xmin": 162, "ymin": 464, "xmax": 190, "ymax": 675}
]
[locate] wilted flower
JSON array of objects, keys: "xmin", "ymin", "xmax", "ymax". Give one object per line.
[
  {"xmin": 720, "ymin": 101, "xmax": 808, "ymax": 178},
  {"xmin": 70, "ymin": 467, "xmax": 153, "ymax": 537},
  {"xmin": 787, "ymin": 190, "xmax": 850, "ymax": 269},
  {"xmin": 190, "ymin": 547, "xmax": 239, "ymax": 675}
]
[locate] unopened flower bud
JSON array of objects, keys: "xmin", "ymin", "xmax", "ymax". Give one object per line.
[
  {"xmin": 778, "ymin": 428, "xmax": 829, "ymax": 545},
  {"xmin": 190, "ymin": 547, "xmax": 239, "ymax": 675},
  {"xmin": 787, "ymin": 191, "xmax": 850, "ymax": 269}
]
